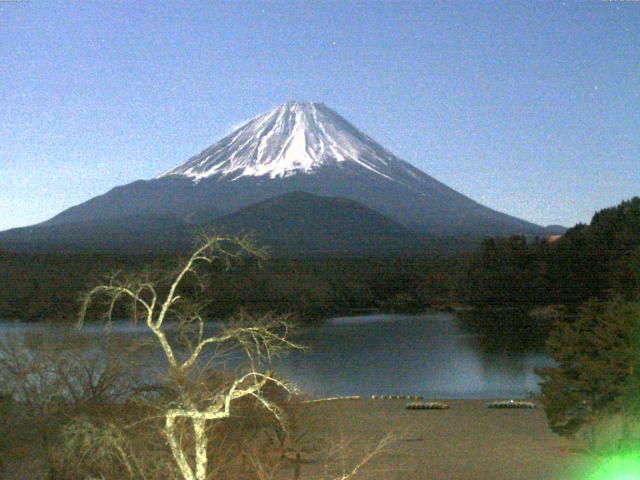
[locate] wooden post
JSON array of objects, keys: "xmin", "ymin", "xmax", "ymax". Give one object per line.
[{"xmin": 293, "ymin": 452, "xmax": 301, "ymax": 480}]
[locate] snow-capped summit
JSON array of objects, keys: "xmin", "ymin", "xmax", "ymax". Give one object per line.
[
  {"xmin": 157, "ymin": 101, "xmax": 407, "ymax": 182},
  {"xmin": 19, "ymin": 101, "xmax": 551, "ymax": 241}
]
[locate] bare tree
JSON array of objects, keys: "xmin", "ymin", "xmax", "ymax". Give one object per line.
[
  {"xmin": 0, "ymin": 328, "xmax": 142, "ymax": 478},
  {"xmin": 79, "ymin": 235, "xmax": 301, "ymax": 480},
  {"xmin": 244, "ymin": 428, "xmax": 400, "ymax": 480}
]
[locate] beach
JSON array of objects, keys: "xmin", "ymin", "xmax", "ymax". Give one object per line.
[{"xmin": 294, "ymin": 398, "xmax": 584, "ymax": 480}]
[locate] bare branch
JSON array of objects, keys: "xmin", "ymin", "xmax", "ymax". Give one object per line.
[{"xmin": 77, "ymin": 234, "xmax": 298, "ymax": 480}]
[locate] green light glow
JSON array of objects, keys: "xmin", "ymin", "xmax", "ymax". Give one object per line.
[{"xmin": 583, "ymin": 452, "xmax": 640, "ymax": 480}]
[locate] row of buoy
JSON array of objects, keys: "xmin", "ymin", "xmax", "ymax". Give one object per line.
[
  {"xmin": 405, "ymin": 399, "xmax": 536, "ymax": 410},
  {"xmin": 302, "ymin": 396, "xmax": 536, "ymax": 409},
  {"xmin": 405, "ymin": 401, "xmax": 450, "ymax": 410},
  {"xmin": 371, "ymin": 395, "xmax": 424, "ymax": 400},
  {"xmin": 487, "ymin": 400, "xmax": 536, "ymax": 409}
]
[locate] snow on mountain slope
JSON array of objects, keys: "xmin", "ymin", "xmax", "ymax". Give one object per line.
[
  {"xmin": 157, "ymin": 101, "xmax": 412, "ymax": 183},
  {"xmin": 12, "ymin": 100, "xmax": 548, "ymax": 241}
]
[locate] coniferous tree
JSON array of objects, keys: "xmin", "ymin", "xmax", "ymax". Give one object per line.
[{"xmin": 536, "ymin": 299, "xmax": 640, "ymax": 436}]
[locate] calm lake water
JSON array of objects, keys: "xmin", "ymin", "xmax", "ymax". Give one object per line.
[{"xmin": 0, "ymin": 311, "xmax": 552, "ymax": 400}]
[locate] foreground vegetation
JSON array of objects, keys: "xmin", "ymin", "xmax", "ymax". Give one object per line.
[
  {"xmin": 0, "ymin": 236, "xmax": 393, "ymax": 479},
  {"xmin": 537, "ymin": 299, "xmax": 640, "ymax": 447},
  {"xmin": 0, "ymin": 328, "xmax": 394, "ymax": 479}
]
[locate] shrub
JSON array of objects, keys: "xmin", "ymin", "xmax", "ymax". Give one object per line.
[{"xmin": 536, "ymin": 299, "xmax": 640, "ymax": 444}]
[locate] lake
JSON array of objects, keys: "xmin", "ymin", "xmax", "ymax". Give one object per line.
[{"xmin": 0, "ymin": 311, "xmax": 552, "ymax": 400}]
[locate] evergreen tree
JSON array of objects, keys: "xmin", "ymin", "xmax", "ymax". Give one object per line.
[{"xmin": 536, "ymin": 299, "xmax": 640, "ymax": 436}]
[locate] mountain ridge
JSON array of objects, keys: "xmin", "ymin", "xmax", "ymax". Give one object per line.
[
  {"xmin": 212, "ymin": 191, "xmax": 423, "ymax": 256},
  {"xmin": 0, "ymin": 192, "xmax": 444, "ymax": 255},
  {"xmin": 2, "ymin": 101, "xmax": 560, "ymax": 252}
]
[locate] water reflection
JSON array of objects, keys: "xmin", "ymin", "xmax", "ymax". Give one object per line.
[
  {"xmin": 0, "ymin": 311, "xmax": 553, "ymax": 399},
  {"xmin": 273, "ymin": 312, "xmax": 552, "ymax": 399},
  {"xmin": 456, "ymin": 307, "xmax": 551, "ymax": 353}
]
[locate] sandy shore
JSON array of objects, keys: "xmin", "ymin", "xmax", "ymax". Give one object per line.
[
  {"xmin": 296, "ymin": 398, "xmax": 585, "ymax": 480},
  {"xmin": 2, "ymin": 397, "xmax": 588, "ymax": 479}
]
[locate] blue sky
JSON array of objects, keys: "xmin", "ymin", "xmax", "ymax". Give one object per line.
[{"xmin": 1, "ymin": 0, "xmax": 638, "ymax": 231}]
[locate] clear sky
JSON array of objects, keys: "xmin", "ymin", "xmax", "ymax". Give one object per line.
[{"xmin": 1, "ymin": 0, "xmax": 638, "ymax": 231}]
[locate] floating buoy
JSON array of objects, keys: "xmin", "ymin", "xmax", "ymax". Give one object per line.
[
  {"xmin": 487, "ymin": 400, "xmax": 535, "ymax": 409},
  {"xmin": 371, "ymin": 394, "xmax": 424, "ymax": 400},
  {"xmin": 406, "ymin": 401, "xmax": 450, "ymax": 410}
]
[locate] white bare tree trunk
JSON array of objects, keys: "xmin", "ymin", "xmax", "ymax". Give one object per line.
[
  {"xmin": 193, "ymin": 418, "xmax": 208, "ymax": 480},
  {"xmin": 80, "ymin": 236, "xmax": 297, "ymax": 480},
  {"xmin": 165, "ymin": 415, "xmax": 196, "ymax": 480}
]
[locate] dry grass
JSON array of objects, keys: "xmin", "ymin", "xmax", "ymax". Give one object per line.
[
  {"xmin": 294, "ymin": 398, "xmax": 587, "ymax": 480},
  {"xmin": 1, "ymin": 395, "xmax": 594, "ymax": 479}
]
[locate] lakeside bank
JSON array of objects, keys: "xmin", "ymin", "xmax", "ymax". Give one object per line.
[{"xmin": 296, "ymin": 398, "xmax": 585, "ymax": 480}]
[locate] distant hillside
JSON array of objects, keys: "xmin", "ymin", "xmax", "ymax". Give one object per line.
[
  {"xmin": 0, "ymin": 192, "xmax": 475, "ymax": 256},
  {"xmin": 542, "ymin": 225, "xmax": 567, "ymax": 236},
  {"xmin": 0, "ymin": 216, "xmax": 192, "ymax": 253},
  {"xmin": 212, "ymin": 191, "xmax": 424, "ymax": 256}
]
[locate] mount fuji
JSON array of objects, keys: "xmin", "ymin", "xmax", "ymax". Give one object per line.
[{"xmin": 0, "ymin": 102, "xmax": 559, "ymax": 253}]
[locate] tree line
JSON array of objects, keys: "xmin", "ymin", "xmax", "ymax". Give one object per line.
[
  {"xmin": 529, "ymin": 198, "xmax": 640, "ymax": 451},
  {"xmin": 1, "ymin": 197, "xmax": 638, "ymax": 324},
  {"xmin": 461, "ymin": 196, "xmax": 640, "ymax": 307},
  {"xmin": 0, "ymin": 251, "xmax": 462, "ymax": 323}
]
